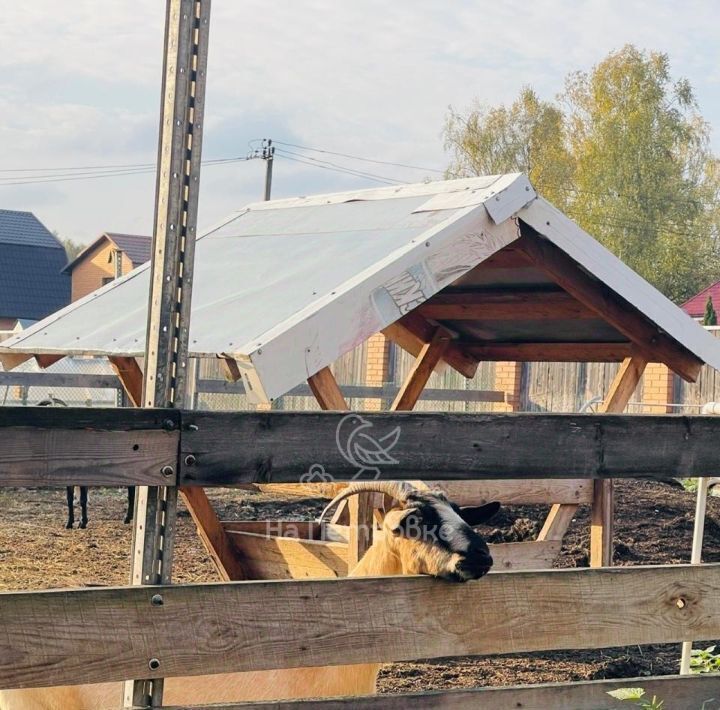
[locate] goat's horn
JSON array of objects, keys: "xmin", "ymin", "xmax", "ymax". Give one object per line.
[{"xmin": 318, "ymin": 481, "xmax": 415, "ymax": 522}]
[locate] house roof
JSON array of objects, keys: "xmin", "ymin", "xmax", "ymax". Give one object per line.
[
  {"xmin": 62, "ymin": 232, "xmax": 151, "ymax": 273},
  {"xmin": 0, "ymin": 210, "xmax": 70, "ymax": 320},
  {"xmin": 0, "ymin": 209, "xmax": 64, "ymax": 249},
  {"xmin": 682, "ymin": 280, "xmax": 720, "ymax": 319},
  {"xmin": 104, "ymin": 233, "xmax": 151, "ymax": 266},
  {"xmin": 2, "ymin": 174, "xmax": 719, "ymax": 401}
]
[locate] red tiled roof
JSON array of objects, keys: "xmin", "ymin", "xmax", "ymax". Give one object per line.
[{"xmin": 682, "ymin": 280, "xmax": 720, "ymax": 318}]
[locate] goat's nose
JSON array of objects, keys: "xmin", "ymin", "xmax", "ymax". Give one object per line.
[{"xmin": 457, "ymin": 553, "xmax": 493, "ymax": 580}]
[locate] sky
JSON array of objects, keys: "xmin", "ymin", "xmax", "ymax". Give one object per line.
[{"xmin": 2, "ymin": 1, "xmax": 720, "ymax": 243}]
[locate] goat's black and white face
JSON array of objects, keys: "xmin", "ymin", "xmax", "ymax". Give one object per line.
[{"xmin": 381, "ymin": 490, "xmax": 499, "ymax": 582}]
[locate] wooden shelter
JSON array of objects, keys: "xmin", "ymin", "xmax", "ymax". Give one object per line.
[{"xmin": 2, "ymin": 174, "xmax": 720, "ymax": 572}]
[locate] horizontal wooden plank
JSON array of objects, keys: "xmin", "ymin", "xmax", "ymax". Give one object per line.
[
  {"xmin": 430, "ymin": 479, "xmax": 594, "ymax": 505},
  {"xmin": 0, "ymin": 371, "xmax": 120, "ymax": 389},
  {"xmin": 417, "ymin": 289, "xmax": 597, "ymax": 320},
  {"xmin": 462, "ymin": 342, "xmax": 633, "ymax": 362},
  {"xmin": 167, "ymin": 674, "xmax": 720, "ymax": 709},
  {"xmin": 179, "ymin": 411, "xmax": 720, "ymax": 485},
  {"xmin": 198, "ymin": 379, "xmax": 507, "ymax": 402},
  {"xmin": 1, "ymin": 565, "xmax": 719, "ymax": 689},
  {"xmin": 0, "ymin": 407, "xmax": 179, "ymax": 486}
]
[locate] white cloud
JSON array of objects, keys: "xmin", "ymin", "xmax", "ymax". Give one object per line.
[{"xmin": 2, "ymin": 1, "xmax": 720, "ymax": 240}]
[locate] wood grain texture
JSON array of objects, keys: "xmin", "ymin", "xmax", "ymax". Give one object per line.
[
  {"xmin": 418, "ymin": 289, "xmax": 597, "ymax": 320},
  {"xmin": 537, "ymin": 503, "xmax": 578, "ymax": 542},
  {"xmin": 383, "ymin": 312, "xmax": 478, "ymax": 378},
  {"xmin": 591, "ymin": 356, "xmax": 647, "ymax": 568},
  {"xmin": 463, "ymin": 342, "xmax": 633, "ymax": 362},
  {"xmin": 167, "ymin": 674, "xmax": 720, "ymax": 709},
  {"xmin": 226, "ymin": 531, "xmax": 348, "ymax": 579},
  {"xmin": 307, "ymin": 367, "xmax": 348, "ymax": 411},
  {"xmin": 2, "ymin": 565, "xmax": 720, "ymax": 689},
  {"xmin": 178, "ymin": 411, "xmax": 720, "ymax": 485},
  {"xmin": 180, "ymin": 487, "xmax": 247, "ymax": 581},
  {"xmin": 421, "ymin": 480, "xmax": 593, "ymax": 505},
  {"xmin": 515, "ymin": 228, "xmax": 703, "ymax": 382},
  {"xmin": 0, "ymin": 407, "xmax": 178, "ymax": 487},
  {"xmin": 108, "ymin": 356, "xmax": 144, "ymax": 407},
  {"xmin": 391, "ymin": 328, "xmax": 449, "ymax": 411}
]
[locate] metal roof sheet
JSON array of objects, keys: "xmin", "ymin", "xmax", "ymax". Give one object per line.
[
  {"xmin": 0, "ymin": 209, "xmax": 64, "ymax": 249},
  {"xmin": 3, "ymin": 173, "xmax": 720, "ymax": 401}
]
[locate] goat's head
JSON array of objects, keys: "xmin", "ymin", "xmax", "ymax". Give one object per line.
[{"xmin": 320, "ymin": 482, "xmax": 500, "ymax": 582}]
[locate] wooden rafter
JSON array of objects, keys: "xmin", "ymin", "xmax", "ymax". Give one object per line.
[
  {"xmin": 462, "ymin": 342, "xmax": 633, "ymax": 362},
  {"xmin": 391, "ymin": 328, "xmax": 449, "ymax": 411},
  {"xmin": 108, "ymin": 356, "xmax": 144, "ymax": 406},
  {"xmin": 220, "ymin": 356, "xmax": 242, "ymax": 382},
  {"xmin": 383, "ymin": 312, "xmax": 478, "ymax": 378},
  {"xmin": 515, "ymin": 229, "xmax": 702, "ymax": 382},
  {"xmin": 34, "ymin": 354, "xmax": 64, "ymax": 369},
  {"xmin": 110, "ymin": 354, "xmax": 247, "ymax": 581},
  {"xmin": 418, "ymin": 290, "xmax": 597, "ymax": 321}
]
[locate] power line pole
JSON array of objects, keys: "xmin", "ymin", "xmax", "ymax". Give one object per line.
[{"xmin": 262, "ymin": 138, "xmax": 274, "ymax": 201}]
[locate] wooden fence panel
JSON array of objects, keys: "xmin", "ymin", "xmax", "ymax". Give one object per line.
[
  {"xmin": 164, "ymin": 674, "xmax": 720, "ymax": 709},
  {"xmin": 2, "ymin": 564, "xmax": 720, "ymax": 689},
  {"xmin": 0, "ymin": 407, "xmax": 179, "ymax": 486},
  {"xmin": 179, "ymin": 411, "xmax": 720, "ymax": 485}
]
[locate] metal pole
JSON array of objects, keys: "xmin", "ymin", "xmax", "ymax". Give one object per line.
[
  {"xmin": 123, "ymin": 1, "xmax": 211, "ymax": 707},
  {"xmin": 263, "ymin": 139, "xmax": 274, "ymax": 201}
]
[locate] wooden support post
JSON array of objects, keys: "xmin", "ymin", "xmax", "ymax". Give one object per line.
[
  {"xmin": 307, "ymin": 367, "xmax": 373, "ymax": 567},
  {"xmin": 390, "ymin": 328, "xmax": 449, "ymax": 411},
  {"xmin": 589, "ymin": 355, "xmax": 647, "ymax": 568},
  {"xmin": 124, "ymin": 1, "xmax": 211, "ymax": 707}
]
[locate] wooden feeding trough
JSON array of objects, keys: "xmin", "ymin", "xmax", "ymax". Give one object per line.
[{"xmin": 2, "ymin": 174, "xmax": 720, "ymax": 579}]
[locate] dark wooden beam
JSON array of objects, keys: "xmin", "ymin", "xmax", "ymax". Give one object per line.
[
  {"xmin": 418, "ymin": 289, "xmax": 597, "ymax": 320},
  {"xmin": 383, "ymin": 312, "xmax": 479, "ymax": 378},
  {"xmin": 462, "ymin": 342, "xmax": 632, "ymax": 362},
  {"xmin": 2, "ymin": 564, "xmax": 719, "ymax": 689},
  {"xmin": 178, "ymin": 410, "xmax": 720, "ymax": 484},
  {"xmin": 515, "ymin": 227, "xmax": 703, "ymax": 382},
  {"xmin": 0, "ymin": 407, "xmax": 179, "ymax": 487}
]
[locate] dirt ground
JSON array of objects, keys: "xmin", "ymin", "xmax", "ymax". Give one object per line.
[{"xmin": 1, "ymin": 479, "xmax": 719, "ymax": 693}]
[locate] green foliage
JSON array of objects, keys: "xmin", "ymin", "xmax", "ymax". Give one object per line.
[
  {"xmin": 61, "ymin": 237, "xmax": 85, "ymax": 262},
  {"xmin": 444, "ymin": 45, "xmax": 720, "ymax": 304},
  {"xmin": 607, "ymin": 687, "xmax": 664, "ymax": 709},
  {"xmin": 691, "ymin": 645, "xmax": 720, "ymax": 673},
  {"xmin": 703, "ymin": 296, "xmax": 718, "ymax": 326}
]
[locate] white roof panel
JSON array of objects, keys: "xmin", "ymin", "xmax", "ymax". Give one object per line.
[{"xmin": 3, "ymin": 173, "xmax": 720, "ymax": 401}]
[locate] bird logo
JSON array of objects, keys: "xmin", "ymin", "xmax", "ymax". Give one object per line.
[{"xmin": 335, "ymin": 413, "xmax": 401, "ymax": 480}]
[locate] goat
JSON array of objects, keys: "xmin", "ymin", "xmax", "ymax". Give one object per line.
[{"xmin": 0, "ymin": 481, "xmax": 500, "ymax": 709}]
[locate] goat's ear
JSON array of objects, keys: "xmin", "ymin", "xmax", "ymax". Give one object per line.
[
  {"xmin": 384, "ymin": 507, "xmax": 420, "ymax": 536},
  {"xmin": 459, "ymin": 501, "xmax": 501, "ymax": 527}
]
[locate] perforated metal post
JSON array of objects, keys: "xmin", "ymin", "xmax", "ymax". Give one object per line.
[{"xmin": 123, "ymin": 1, "xmax": 211, "ymax": 706}]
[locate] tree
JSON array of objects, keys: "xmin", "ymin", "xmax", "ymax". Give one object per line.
[
  {"xmin": 564, "ymin": 46, "xmax": 718, "ymax": 302},
  {"xmin": 60, "ymin": 237, "xmax": 85, "ymax": 262},
  {"xmin": 703, "ymin": 295, "xmax": 718, "ymax": 326},
  {"xmin": 444, "ymin": 46, "xmax": 720, "ymax": 303},
  {"xmin": 444, "ymin": 87, "xmax": 573, "ymax": 211}
]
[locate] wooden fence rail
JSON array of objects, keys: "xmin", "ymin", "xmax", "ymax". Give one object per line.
[
  {"xmin": 163, "ymin": 674, "xmax": 720, "ymax": 710},
  {"xmin": 2, "ymin": 408, "xmax": 720, "ymax": 487},
  {"xmin": 1, "ymin": 564, "xmax": 719, "ymax": 690}
]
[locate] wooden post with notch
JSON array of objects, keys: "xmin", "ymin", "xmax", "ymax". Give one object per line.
[
  {"xmin": 307, "ymin": 367, "xmax": 374, "ymax": 568},
  {"xmin": 123, "ymin": 1, "xmax": 211, "ymax": 707}
]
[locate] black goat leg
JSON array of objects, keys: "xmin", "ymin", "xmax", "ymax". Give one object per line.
[
  {"xmin": 124, "ymin": 486, "xmax": 136, "ymax": 524},
  {"xmin": 65, "ymin": 486, "xmax": 74, "ymax": 529},
  {"xmin": 79, "ymin": 486, "xmax": 89, "ymax": 529}
]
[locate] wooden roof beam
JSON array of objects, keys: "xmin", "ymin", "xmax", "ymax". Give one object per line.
[
  {"xmin": 382, "ymin": 312, "xmax": 479, "ymax": 378},
  {"xmin": 515, "ymin": 228, "xmax": 703, "ymax": 382},
  {"xmin": 418, "ymin": 290, "xmax": 597, "ymax": 321},
  {"xmin": 463, "ymin": 342, "xmax": 633, "ymax": 362}
]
